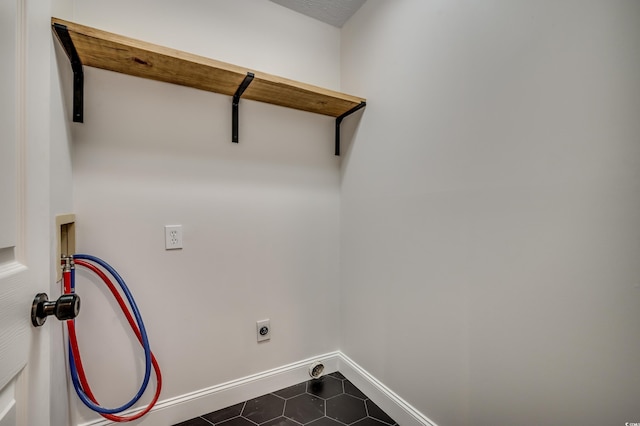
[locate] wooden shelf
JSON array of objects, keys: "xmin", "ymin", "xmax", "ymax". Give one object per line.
[{"xmin": 51, "ymin": 17, "xmax": 365, "ymax": 118}]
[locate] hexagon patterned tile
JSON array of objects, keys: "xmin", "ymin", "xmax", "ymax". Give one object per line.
[{"xmin": 174, "ymin": 372, "xmax": 398, "ymax": 426}]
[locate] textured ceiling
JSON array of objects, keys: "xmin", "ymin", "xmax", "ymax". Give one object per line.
[{"xmin": 269, "ymin": 0, "xmax": 367, "ymax": 28}]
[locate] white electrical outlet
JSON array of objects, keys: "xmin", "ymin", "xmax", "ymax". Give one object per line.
[
  {"xmin": 257, "ymin": 319, "xmax": 270, "ymax": 342},
  {"xmin": 165, "ymin": 225, "xmax": 183, "ymax": 249}
]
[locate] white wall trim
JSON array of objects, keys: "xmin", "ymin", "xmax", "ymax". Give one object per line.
[
  {"xmin": 337, "ymin": 353, "xmax": 438, "ymax": 426},
  {"xmin": 78, "ymin": 352, "xmax": 341, "ymax": 426},
  {"xmin": 77, "ymin": 351, "xmax": 435, "ymax": 426}
]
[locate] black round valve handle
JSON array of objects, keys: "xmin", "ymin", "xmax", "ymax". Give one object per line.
[{"xmin": 31, "ymin": 292, "xmax": 81, "ymax": 327}]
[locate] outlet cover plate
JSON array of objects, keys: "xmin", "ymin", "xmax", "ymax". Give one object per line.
[
  {"xmin": 257, "ymin": 319, "xmax": 270, "ymax": 342},
  {"xmin": 165, "ymin": 225, "xmax": 183, "ymax": 250}
]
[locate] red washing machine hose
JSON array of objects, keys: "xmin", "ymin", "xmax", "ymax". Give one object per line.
[{"xmin": 64, "ymin": 258, "xmax": 162, "ymax": 422}]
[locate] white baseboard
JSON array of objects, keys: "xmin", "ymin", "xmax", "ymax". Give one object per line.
[
  {"xmin": 78, "ymin": 351, "xmax": 435, "ymax": 426},
  {"xmin": 78, "ymin": 351, "xmax": 341, "ymax": 426},
  {"xmin": 337, "ymin": 353, "xmax": 439, "ymax": 426}
]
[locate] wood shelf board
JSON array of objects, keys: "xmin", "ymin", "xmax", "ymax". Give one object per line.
[{"xmin": 52, "ymin": 17, "xmax": 365, "ymax": 117}]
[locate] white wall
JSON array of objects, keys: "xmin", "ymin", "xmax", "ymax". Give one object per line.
[
  {"xmin": 341, "ymin": 1, "xmax": 640, "ymax": 425},
  {"xmin": 55, "ymin": 1, "xmax": 640, "ymax": 425},
  {"xmin": 50, "ymin": 1, "xmax": 75, "ymax": 425},
  {"xmin": 63, "ymin": 1, "xmax": 342, "ymax": 424}
]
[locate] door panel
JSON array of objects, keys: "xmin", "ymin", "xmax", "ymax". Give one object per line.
[
  {"xmin": 0, "ymin": 264, "xmax": 29, "ymax": 391},
  {"xmin": 0, "ymin": 379, "xmax": 17, "ymax": 426},
  {"xmin": 0, "ymin": 0, "xmax": 29, "ymax": 398},
  {"xmin": 0, "ymin": 0, "xmax": 17, "ymax": 250},
  {"xmin": 0, "ymin": 1, "xmax": 49, "ymax": 425}
]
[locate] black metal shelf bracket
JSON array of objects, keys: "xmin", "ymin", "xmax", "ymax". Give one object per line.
[
  {"xmin": 53, "ymin": 23, "xmax": 84, "ymax": 123},
  {"xmin": 335, "ymin": 101, "xmax": 366, "ymax": 156},
  {"xmin": 232, "ymin": 72, "xmax": 255, "ymax": 143}
]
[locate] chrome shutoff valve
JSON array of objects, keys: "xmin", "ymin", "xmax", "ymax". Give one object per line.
[{"xmin": 31, "ymin": 292, "xmax": 81, "ymax": 327}]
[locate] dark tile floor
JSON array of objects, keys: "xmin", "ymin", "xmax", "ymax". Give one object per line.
[{"xmin": 174, "ymin": 372, "xmax": 398, "ymax": 426}]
